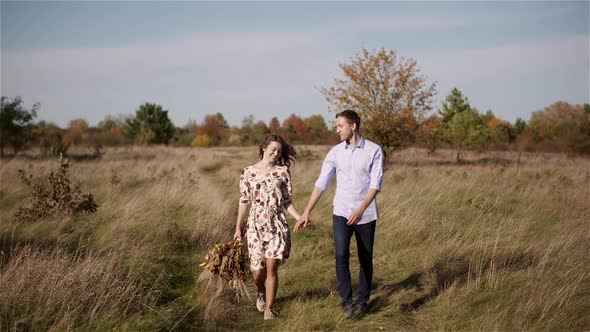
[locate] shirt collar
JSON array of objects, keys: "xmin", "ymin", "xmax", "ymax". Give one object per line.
[{"xmin": 345, "ymin": 137, "xmax": 365, "ymax": 150}]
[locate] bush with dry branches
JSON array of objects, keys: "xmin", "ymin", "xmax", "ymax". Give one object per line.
[{"xmin": 14, "ymin": 155, "xmax": 98, "ymax": 222}]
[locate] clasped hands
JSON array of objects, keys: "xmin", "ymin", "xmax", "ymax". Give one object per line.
[
  {"xmin": 294, "ymin": 207, "xmax": 366, "ymax": 233},
  {"xmin": 294, "ymin": 212, "xmax": 311, "ymax": 233}
]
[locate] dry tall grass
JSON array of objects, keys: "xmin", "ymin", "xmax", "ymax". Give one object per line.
[
  {"xmin": 0, "ymin": 244, "xmax": 158, "ymax": 331},
  {"xmin": 1, "ymin": 146, "xmax": 588, "ymax": 330}
]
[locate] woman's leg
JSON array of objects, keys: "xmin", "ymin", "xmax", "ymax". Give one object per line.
[
  {"xmin": 252, "ymin": 268, "xmax": 266, "ymax": 293},
  {"xmin": 264, "ymin": 258, "xmax": 280, "ymax": 311}
]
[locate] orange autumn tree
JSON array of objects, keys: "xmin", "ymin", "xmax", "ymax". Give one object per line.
[
  {"xmin": 322, "ymin": 48, "xmax": 437, "ymax": 161},
  {"xmin": 487, "ymin": 117, "xmax": 514, "ymax": 148},
  {"xmin": 281, "ymin": 113, "xmax": 310, "ymax": 143},
  {"xmin": 525, "ymin": 101, "xmax": 590, "ymax": 154},
  {"xmin": 269, "ymin": 117, "xmax": 281, "ymax": 134},
  {"xmin": 196, "ymin": 113, "xmax": 229, "ymax": 146},
  {"xmin": 416, "ymin": 115, "xmax": 442, "ymax": 154},
  {"xmin": 67, "ymin": 118, "xmax": 89, "ymax": 146}
]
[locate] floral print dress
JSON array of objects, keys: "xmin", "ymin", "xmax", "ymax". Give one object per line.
[{"xmin": 239, "ymin": 164, "xmax": 293, "ymax": 271}]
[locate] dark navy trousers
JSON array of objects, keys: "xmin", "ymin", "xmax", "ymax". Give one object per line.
[{"xmin": 332, "ymin": 215, "xmax": 376, "ymax": 309}]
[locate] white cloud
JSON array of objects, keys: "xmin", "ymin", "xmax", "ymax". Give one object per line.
[
  {"xmin": 415, "ymin": 35, "xmax": 589, "ymax": 84},
  {"xmin": 2, "ymin": 16, "xmax": 587, "ymax": 127},
  {"xmin": 2, "ymin": 29, "xmax": 314, "ymax": 84},
  {"xmin": 1, "ymin": 28, "xmax": 342, "ymax": 126}
]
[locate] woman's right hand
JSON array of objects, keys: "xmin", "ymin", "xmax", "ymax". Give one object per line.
[{"xmin": 233, "ymin": 229, "xmax": 242, "ymax": 241}]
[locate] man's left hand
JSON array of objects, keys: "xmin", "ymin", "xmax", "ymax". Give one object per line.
[{"xmin": 347, "ymin": 207, "xmax": 365, "ymax": 225}]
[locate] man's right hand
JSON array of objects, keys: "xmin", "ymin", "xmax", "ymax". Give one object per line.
[{"xmin": 294, "ymin": 212, "xmax": 311, "ymax": 232}]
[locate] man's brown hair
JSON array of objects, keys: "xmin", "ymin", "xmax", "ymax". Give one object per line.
[{"xmin": 336, "ymin": 110, "xmax": 361, "ymax": 131}]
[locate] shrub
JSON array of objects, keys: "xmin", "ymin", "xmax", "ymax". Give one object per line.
[
  {"xmin": 14, "ymin": 155, "xmax": 98, "ymax": 222},
  {"xmin": 192, "ymin": 134, "xmax": 212, "ymax": 147}
]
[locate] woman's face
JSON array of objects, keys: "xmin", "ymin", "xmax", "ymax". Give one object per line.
[{"xmin": 263, "ymin": 141, "xmax": 282, "ymax": 164}]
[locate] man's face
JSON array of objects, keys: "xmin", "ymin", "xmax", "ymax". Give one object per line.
[{"xmin": 336, "ymin": 116, "xmax": 354, "ymax": 142}]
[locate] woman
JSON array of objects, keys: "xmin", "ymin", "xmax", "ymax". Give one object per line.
[{"xmin": 233, "ymin": 133, "xmax": 301, "ymax": 320}]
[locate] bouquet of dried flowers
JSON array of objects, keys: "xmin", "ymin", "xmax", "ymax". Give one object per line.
[{"xmin": 199, "ymin": 239, "xmax": 250, "ymax": 300}]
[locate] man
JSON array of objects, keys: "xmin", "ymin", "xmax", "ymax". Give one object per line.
[{"xmin": 295, "ymin": 110, "xmax": 384, "ymax": 318}]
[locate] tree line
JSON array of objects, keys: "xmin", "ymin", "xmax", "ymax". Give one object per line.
[
  {"xmin": 0, "ymin": 99, "xmax": 341, "ymax": 157},
  {"xmin": 2, "ymin": 48, "xmax": 589, "ymax": 158}
]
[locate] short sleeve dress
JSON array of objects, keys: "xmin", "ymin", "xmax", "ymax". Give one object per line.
[{"xmin": 239, "ymin": 164, "xmax": 293, "ymax": 271}]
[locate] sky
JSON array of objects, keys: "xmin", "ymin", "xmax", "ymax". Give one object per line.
[{"xmin": 1, "ymin": 1, "xmax": 589, "ymax": 129}]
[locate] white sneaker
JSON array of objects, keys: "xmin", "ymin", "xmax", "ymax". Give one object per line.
[{"xmin": 256, "ymin": 292, "xmax": 265, "ymax": 312}]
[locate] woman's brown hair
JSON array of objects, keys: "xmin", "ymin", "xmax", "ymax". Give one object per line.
[{"xmin": 258, "ymin": 133, "xmax": 297, "ymax": 168}]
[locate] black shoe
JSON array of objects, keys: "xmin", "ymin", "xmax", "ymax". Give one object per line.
[
  {"xmin": 342, "ymin": 305, "xmax": 355, "ymax": 319},
  {"xmin": 355, "ymin": 304, "xmax": 368, "ymax": 318}
]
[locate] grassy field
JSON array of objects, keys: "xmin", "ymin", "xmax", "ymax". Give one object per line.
[{"xmin": 1, "ymin": 146, "xmax": 589, "ymax": 331}]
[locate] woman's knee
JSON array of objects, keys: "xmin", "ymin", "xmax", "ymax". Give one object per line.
[
  {"xmin": 252, "ymin": 269, "xmax": 265, "ymax": 279},
  {"xmin": 265, "ymin": 259, "xmax": 279, "ymax": 275}
]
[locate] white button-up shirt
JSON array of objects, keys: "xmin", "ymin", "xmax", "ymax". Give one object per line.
[{"xmin": 314, "ymin": 137, "xmax": 384, "ymax": 225}]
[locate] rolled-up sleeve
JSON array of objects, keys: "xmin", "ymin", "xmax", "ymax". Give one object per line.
[
  {"xmin": 314, "ymin": 149, "xmax": 336, "ymax": 191},
  {"xmin": 369, "ymin": 147, "xmax": 383, "ymax": 192}
]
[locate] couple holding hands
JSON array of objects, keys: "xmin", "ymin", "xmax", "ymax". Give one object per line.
[{"xmin": 233, "ymin": 110, "xmax": 384, "ymax": 320}]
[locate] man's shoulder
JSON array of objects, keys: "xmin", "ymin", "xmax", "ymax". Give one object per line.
[{"xmin": 363, "ymin": 138, "xmax": 382, "ymax": 152}]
